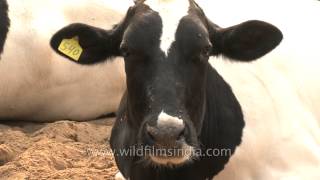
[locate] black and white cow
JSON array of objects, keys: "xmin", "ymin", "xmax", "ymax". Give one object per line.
[
  {"xmin": 0, "ymin": 0, "xmax": 9, "ymax": 55},
  {"xmin": 50, "ymin": 0, "xmax": 282, "ymax": 179},
  {"xmin": 0, "ymin": 0, "xmax": 126, "ymax": 122}
]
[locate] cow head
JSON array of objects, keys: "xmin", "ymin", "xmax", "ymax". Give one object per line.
[{"xmin": 50, "ymin": 0, "xmax": 282, "ymax": 167}]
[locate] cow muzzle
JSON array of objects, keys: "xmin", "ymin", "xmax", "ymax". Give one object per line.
[{"xmin": 142, "ymin": 111, "xmax": 195, "ymax": 166}]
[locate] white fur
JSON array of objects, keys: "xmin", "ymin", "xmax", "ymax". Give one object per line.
[
  {"xmin": 115, "ymin": 172, "xmax": 126, "ymax": 180},
  {"xmin": 145, "ymin": 0, "xmax": 190, "ymax": 55},
  {"xmin": 157, "ymin": 110, "xmax": 184, "ymax": 127},
  {"xmin": 195, "ymin": 0, "xmax": 320, "ymax": 179},
  {"xmin": 0, "ymin": 0, "xmax": 126, "ymax": 121}
]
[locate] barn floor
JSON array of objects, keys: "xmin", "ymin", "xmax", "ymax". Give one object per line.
[{"xmin": 0, "ymin": 118, "xmax": 118, "ymax": 180}]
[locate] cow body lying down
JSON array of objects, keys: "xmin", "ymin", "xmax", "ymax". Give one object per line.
[
  {"xmin": 203, "ymin": 0, "xmax": 320, "ymax": 179},
  {"xmin": 0, "ymin": 0, "xmax": 126, "ymax": 122},
  {"xmin": 50, "ymin": 0, "xmax": 283, "ymax": 179}
]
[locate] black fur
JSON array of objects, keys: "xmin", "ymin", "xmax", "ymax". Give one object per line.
[
  {"xmin": 0, "ymin": 0, "xmax": 9, "ymax": 55},
  {"xmin": 209, "ymin": 20, "xmax": 283, "ymax": 61},
  {"xmin": 50, "ymin": 1, "xmax": 282, "ymax": 179},
  {"xmin": 111, "ymin": 66, "xmax": 244, "ymax": 180},
  {"xmin": 50, "ymin": 23, "xmax": 122, "ymax": 64}
]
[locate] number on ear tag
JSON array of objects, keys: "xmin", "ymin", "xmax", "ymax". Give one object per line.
[{"xmin": 58, "ymin": 37, "xmax": 83, "ymax": 61}]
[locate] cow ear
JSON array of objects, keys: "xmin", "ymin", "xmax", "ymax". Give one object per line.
[
  {"xmin": 50, "ymin": 23, "xmax": 122, "ymax": 64},
  {"xmin": 210, "ymin": 20, "xmax": 283, "ymax": 61}
]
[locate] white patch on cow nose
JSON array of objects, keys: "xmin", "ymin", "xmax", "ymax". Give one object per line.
[
  {"xmin": 145, "ymin": 0, "xmax": 190, "ymax": 55},
  {"xmin": 157, "ymin": 110, "xmax": 183, "ymax": 127}
]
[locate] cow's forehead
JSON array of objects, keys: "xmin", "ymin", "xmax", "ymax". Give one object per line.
[{"xmin": 144, "ymin": 0, "xmax": 190, "ymax": 55}]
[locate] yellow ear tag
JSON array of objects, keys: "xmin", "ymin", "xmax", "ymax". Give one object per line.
[{"xmin": 58, "ymin": 37, "xmax": 83, "ymax": 61}]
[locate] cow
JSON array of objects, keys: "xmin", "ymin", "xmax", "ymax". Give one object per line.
[
  {"xmin": 49, "ymin": 0, "xmax": 283, "ymax": 179},
  {"xmin": 0, "ymin": 0, "xmax": 126, "ymax": 122},
  {"xmin": 200, "ymin": 0, "xmax": 320, "ymax": 179}
]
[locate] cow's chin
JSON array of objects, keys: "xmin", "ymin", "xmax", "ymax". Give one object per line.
[{"xmin": 148, "ymin": 144, "xmax": 195, "ymax": 167}]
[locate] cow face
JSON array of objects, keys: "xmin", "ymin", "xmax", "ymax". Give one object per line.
[{"xmin": 50, "ymin": 0, "xmax": 282, "ymax": 167}]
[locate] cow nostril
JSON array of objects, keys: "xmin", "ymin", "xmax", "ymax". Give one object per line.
[
  {"xmin": 177, "ymin": 127, "xmax": 185, "ymax": 140},
  {"xmin": 146, "ymin": 125, "xmax": 157, "ymax": 143},
  {"xmin": 147, "ymin": 130, "xmax": 155, "ymax": 141}
]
